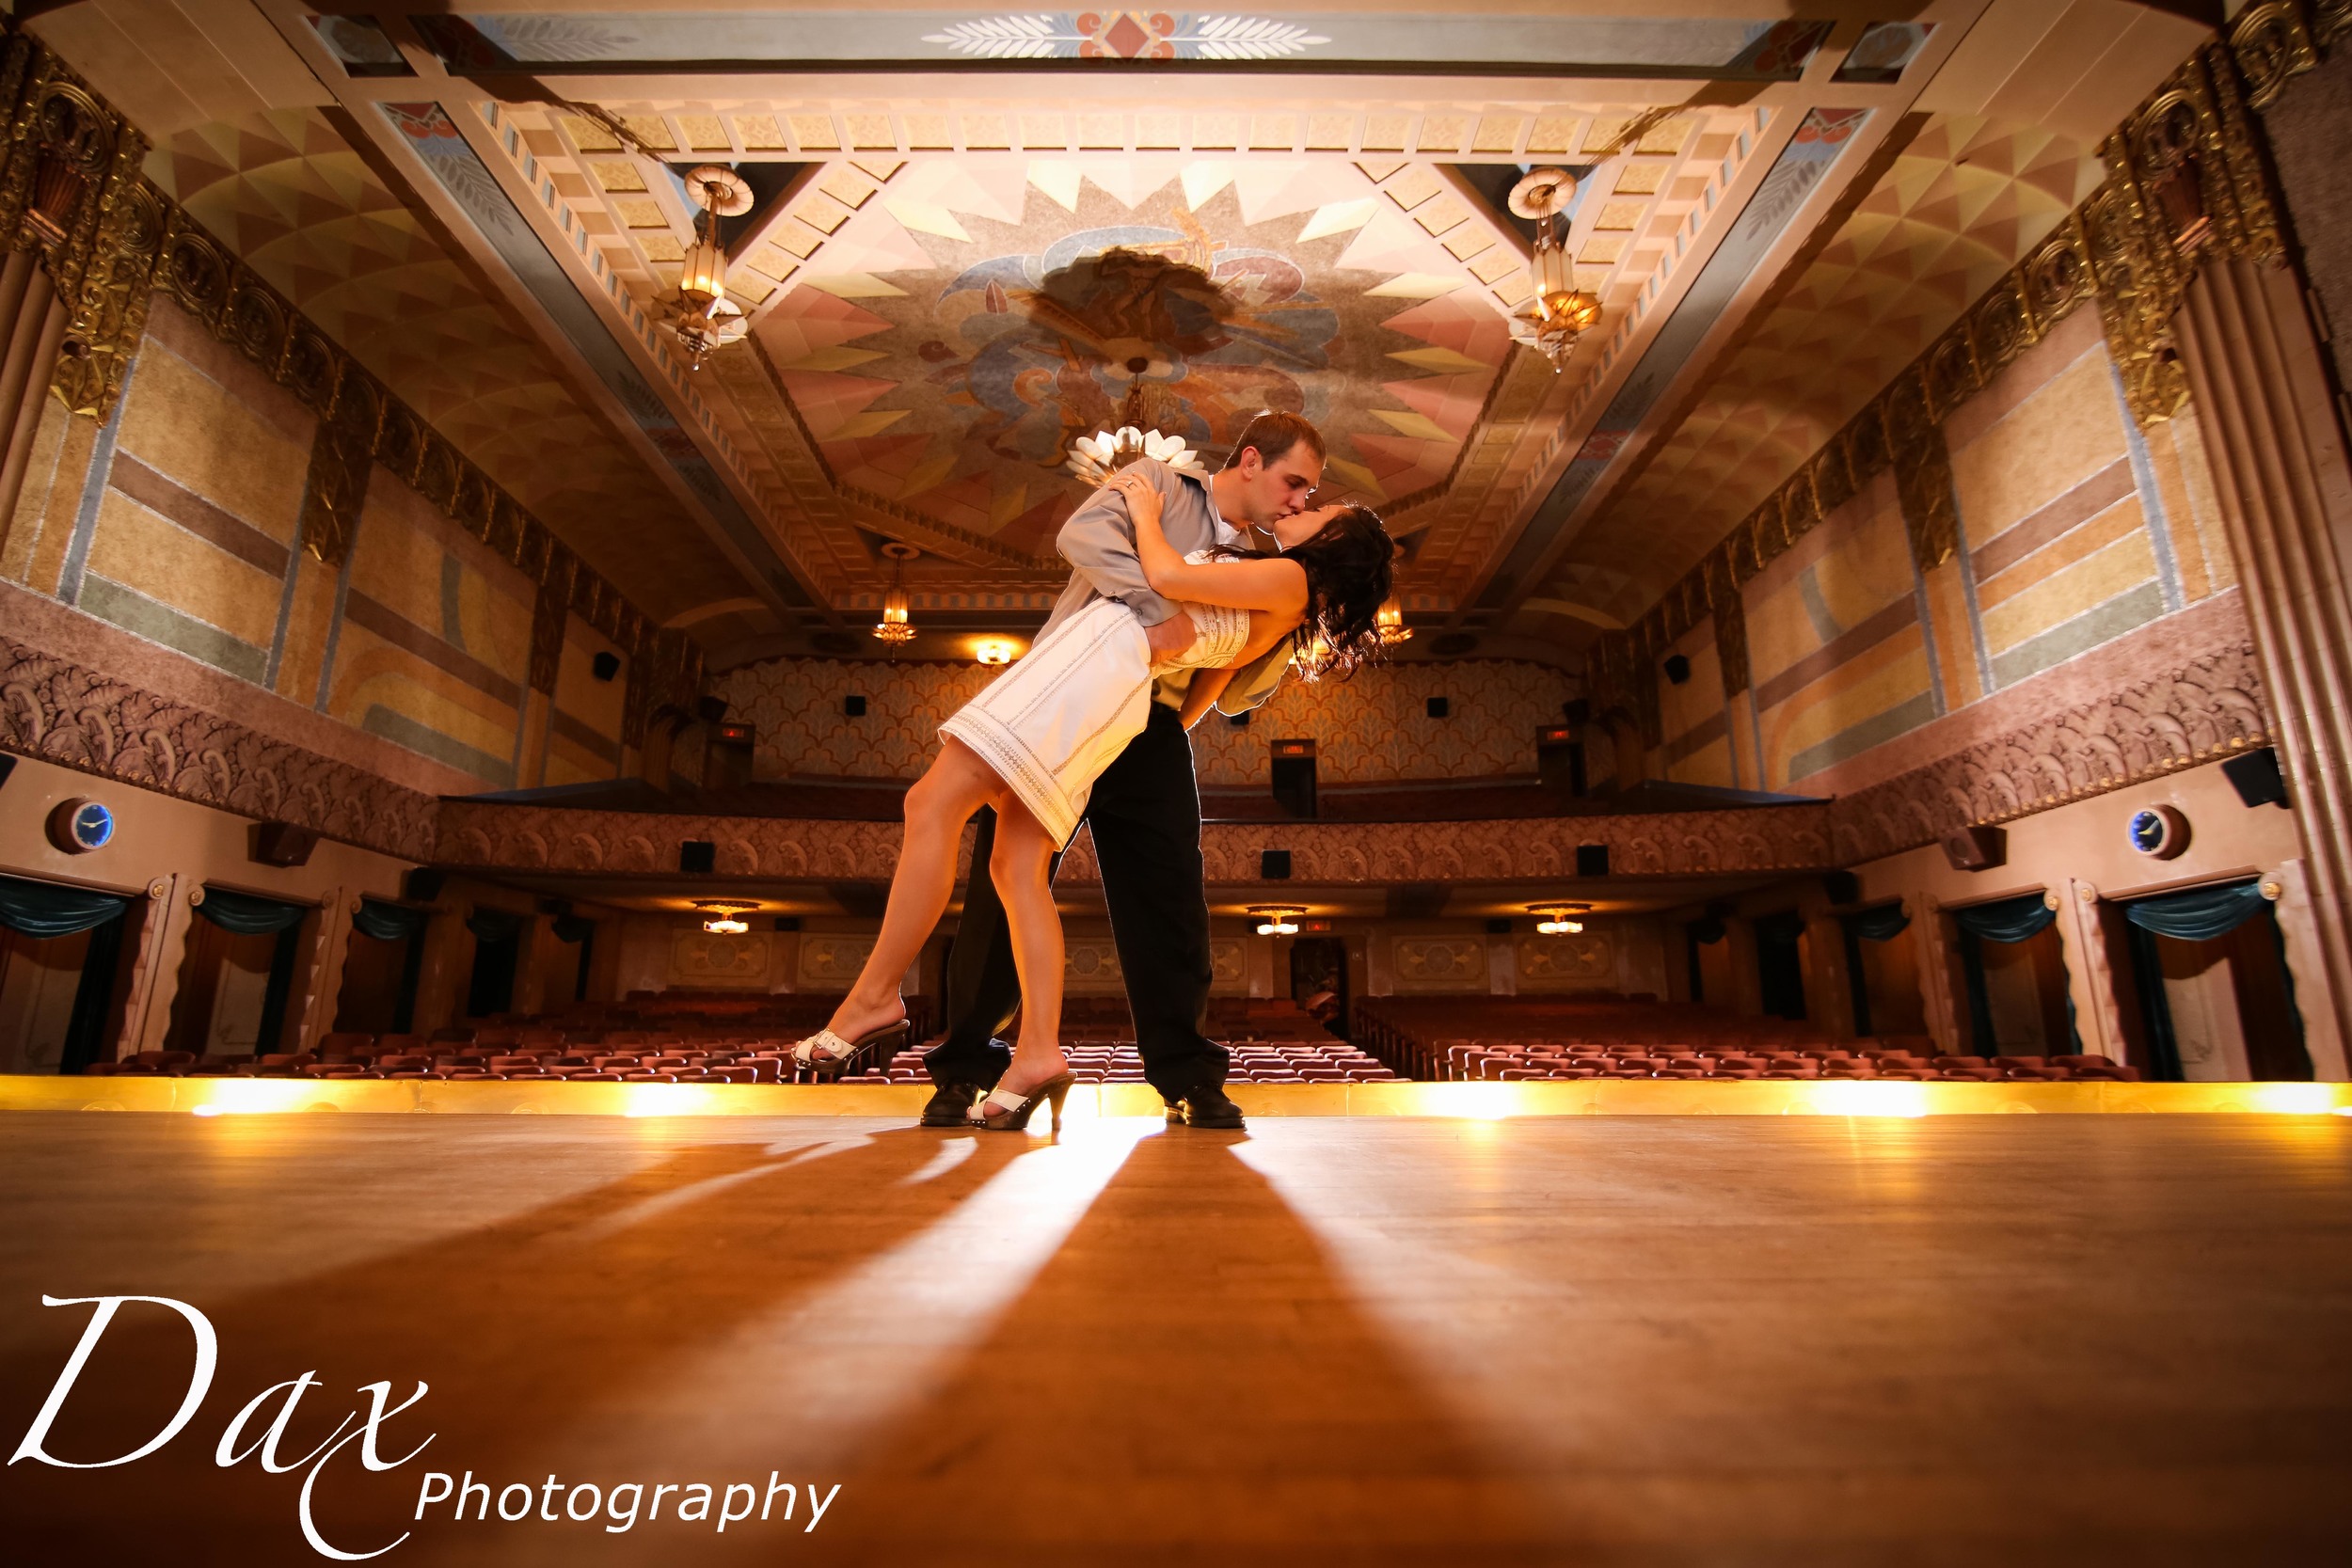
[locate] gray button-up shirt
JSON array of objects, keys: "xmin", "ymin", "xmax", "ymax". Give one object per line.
[{"xmin": 1047, "ymin": 458, "xmax": 1292, "ymax": 714}]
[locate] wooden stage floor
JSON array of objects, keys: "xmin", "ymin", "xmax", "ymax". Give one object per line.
[{"xmin": 3, "ymin": 1110, "xmax": 2349, "ymax": 1564}]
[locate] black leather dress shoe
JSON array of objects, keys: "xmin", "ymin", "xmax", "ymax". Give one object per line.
[
  {"xmin": 1164, "ymin": 1083, "xmax": 1245, "ymax": 1129},
  {"xmin": 920, "ymin": 1081, "xmax": 985, "ymax": 1127}
]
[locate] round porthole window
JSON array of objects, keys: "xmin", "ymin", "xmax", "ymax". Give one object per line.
[
  {"xmin": 2128, "ymin": 804, "xmax": 2188, "ymax": 860},
  {"xmin": 46, "ymin": 798, "xmax": 115, "ymax": 854}
]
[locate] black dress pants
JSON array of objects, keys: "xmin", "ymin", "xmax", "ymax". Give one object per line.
[{"xmin": 924, "ymin": 701, "xmax": 1229, "ymax": 1100}]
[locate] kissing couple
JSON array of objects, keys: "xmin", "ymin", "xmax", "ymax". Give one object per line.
[{"xmin": 789, "ymin": 410, "xmax": 1394, "ymax": 1130}]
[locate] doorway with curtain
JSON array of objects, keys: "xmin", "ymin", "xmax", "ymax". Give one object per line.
[
  {"xmin": 335, "ymin": 897, "xmax": 431, "ymax": 1035},
  {"xmin": 1951, "ymin": 892, "xmax": 2077, "ymax": 1057},
  {"xmin": 1841, "ymin": 902, "xmax": 1927, "ymax": 1039},
  {"xmin": 1754, "ymin": 911, "xmax": 1808, "ymax": 1021},
  {"xmin": 2117, "ymin": 879, "xmax": 2308, "ymax": 1082},
  {"xmin": 465, "ymin": 907, "xmax": 529, "ymax": 1017},
  {"xmin": 0, "ymin": 874, "xmax": 133, "ymax": 1073},
  {"xmin": 164, "ymin": 886, "xmax": 312, "ymax": 1059}
]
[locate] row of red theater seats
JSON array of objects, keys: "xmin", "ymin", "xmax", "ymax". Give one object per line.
[
  {"xmin": 1450, "ymin": 1047, "xmax": 2138, "ymax": 1082},
  {"xmin": 845, "ymin": 1040, "xmax": 1403, "ymax": 1085},
  {"xmin": 89, "ymin": 1045, "xmax": 831, "ymax": 1084}
]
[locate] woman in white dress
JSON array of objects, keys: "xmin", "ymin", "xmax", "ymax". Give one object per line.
[{"xmin": 792, "ymin": 467, "xmax": 1393, "ymax": 1129}]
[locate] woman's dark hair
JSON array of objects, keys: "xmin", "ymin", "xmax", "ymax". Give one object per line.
[{"xmin": 1236, "ymin": 503, "xmax": 1393, "ymax": 679}]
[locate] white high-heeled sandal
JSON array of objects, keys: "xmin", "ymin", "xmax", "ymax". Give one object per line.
[{"xmin": 789, "ymin": 1018, "xmax": 911, "ymax": 1076}]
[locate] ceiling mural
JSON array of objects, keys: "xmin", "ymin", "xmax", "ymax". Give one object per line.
[
  {"xmin": 52, "ymin": 0, "xmax": 2207, "ymax": 669},
  {"xmin": 752, "ymin": 157, "xmax": 1514, "ymax": 553}
]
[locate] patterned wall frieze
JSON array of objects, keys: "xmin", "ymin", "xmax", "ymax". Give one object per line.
[
  {"xmin": 0, "ymin": 632, "xmax": 439, "ymax": 862},
  {"xmin": 1586, "ymin": 36, "xmax": 2298, "ymax": 753},
  {"xmin": 1826, "ymin": 634, "xmax": 2273, "ymax": 864},
  {"xmin": 432, "ymin": 798, "xmax": 1842, "ymax": 884}
]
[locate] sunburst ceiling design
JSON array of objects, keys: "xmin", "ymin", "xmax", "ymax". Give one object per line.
[{"xmin": 747, "ymin": 156, "xmax": 1517, "ymax": 555}]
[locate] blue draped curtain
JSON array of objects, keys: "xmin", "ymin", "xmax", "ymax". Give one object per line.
[
  {"xmin": 1845, "ymin": 902, "xmax": 1910, "ymax": 942},
  {"xmin": 351, "ymin": 897, "xmax": 429, "ymax": 942},
  {"xmin": 1950, "ymin": 893, "xmax": 2055, "ymax": 943},
  {"xmin": 466, "ymin": 907, "xmax": 524, "ymax": 942},
  {"xmin": 2121, "ymin": 880, "xmax": 2269, "ymax": 942},
  {"xmin": 551, "ymin": 914, "xmax": 596, "ymax": 944},
  {"xmin": 0, "ymin": 873, "xmax": 129, "ymax": 939},
  {"xmin": 196, "ymin": 886, "xmax": 310, "ymax": 934}
]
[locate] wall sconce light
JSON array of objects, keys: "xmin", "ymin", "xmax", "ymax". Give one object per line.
[
  {"xmin": 1530, "ymin": 902, "xmax": 1590, "ymax": 935},
  {"xmin": 696, "ymin": 898, "xmax": 757, "ymax": 935},
  {"xmin": 975, "ymin": 638, "xmax": 1016, "ymax": 666}
]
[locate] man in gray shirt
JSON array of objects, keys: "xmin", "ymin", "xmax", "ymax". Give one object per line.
[{"xmin": 922, "ymin": 410, "xmax": 1329, "ymax": 1129}]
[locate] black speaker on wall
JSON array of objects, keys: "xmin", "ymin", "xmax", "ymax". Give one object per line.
[
  {"xmin": 250, "ymin": 821, "xmax": 317, "ymax": 868},
  {"xmin": 2222, "ymin": 746, "xmax": 2289, "ymax": 808},
  {"xmin": 679, "ymin": 840, "xmax": 717, "ymax": 874},
  {"xmin": 1942, "ymin": 824, "xmax": 2007, "ymax": 872},
  {"xmin": 1261, "ymin": 849, "xmax": 1293, "ymax": 880},
  {"xmin": 1576, "ymin": 844, "xmax": 1611, "ymax": 878}
]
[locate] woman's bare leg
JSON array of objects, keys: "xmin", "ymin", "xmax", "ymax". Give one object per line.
[
  {"xmin": 820, "ymin": 738, "xmax": 1000, "ymax": 1043},
  {"xmin": 989, "ymin": 799, "xmax": 1070, "ymax": 1093}
]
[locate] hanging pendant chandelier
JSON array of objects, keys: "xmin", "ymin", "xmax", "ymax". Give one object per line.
[
  {"xmin": 873, "ymin": 542, "xmax": 918, "ymax": 644},
  {"xmin": 1065, "ymin": 380, "xmax": 1206, "ymax": 485},
  {"xmin": 1506, "ymin": 167, "xmax": 1604, "ymax": 372},
  {"xmin": 670, "ymin": 165, "xmax": 755, "ymax": 370},
  {"xmin": 1375, "ymin": 596, "xmax": 1412, "ymax": 644}
]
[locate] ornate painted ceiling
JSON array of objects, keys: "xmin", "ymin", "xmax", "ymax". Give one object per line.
[{"xmin": 36, "ymin": 0, "xmax": 2215, "ymax": 668}]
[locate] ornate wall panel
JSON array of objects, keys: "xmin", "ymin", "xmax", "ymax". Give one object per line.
[
  {"xmin": 1828, "ymin": 633, "xmax": 2271, "ymax": 863},
  {"xmin": 0, "ymin": 630, "xmax": 439, "ymax": 861}
]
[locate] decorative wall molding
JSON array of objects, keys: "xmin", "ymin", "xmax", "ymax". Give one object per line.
[
  {"xmin": 1828, "ymin": 632, "xmax": 2271, "ymax": 864},
  {"xmin": 0, "ymin": 630, "xmax": 440, "ymax": 862},
  {"xmin": 432, "ymin": 797, "xmax": 1842, "ymax": 882}
]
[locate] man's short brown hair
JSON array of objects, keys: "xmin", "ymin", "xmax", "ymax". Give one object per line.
[{"xmin": 1223, "ymin": 409, "xmax": 1326, "ymax": 472}]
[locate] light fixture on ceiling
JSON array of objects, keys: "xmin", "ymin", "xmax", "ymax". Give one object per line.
[
  {"xmin": 670, "ymin": 164, "xmax": 755, "ymax": 370},
  {"xmin": 974, "ymin": 637, "xmax": 1016, "ymax": 666},
  {"xmin": 1376, "ymin": 596, "xmax": 1412, "ymax": 644},
  {"xmin": 1249, "ymin": 904, "xmax": 1305, "ymax": 936},
  {"xmin": 873, "ymin": 542, "xmax": 918, "ymax": 644},
  {"xmin": 1065, "ymin": 373, "xmax": 1206, "ymax": 486},
  {"xmin": 1506, "ymin": 166, "xmax": 1604, "ymax": 372},
  {"xmin": 696, "ymin": 898, "xmax": 758, "ymax": 935},
  {"xmin": 1531, "ymin": 901, "xmax": 1590, "ymax": 935},
  {"xmin": 1067, "ymin": 424, "xmax": 1205, "ymax": 486}
]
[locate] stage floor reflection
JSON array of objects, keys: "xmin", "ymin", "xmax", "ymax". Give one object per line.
[{"xmin": 4, "ymin": 1113, "xmax": 2349, "ymax": 1564}]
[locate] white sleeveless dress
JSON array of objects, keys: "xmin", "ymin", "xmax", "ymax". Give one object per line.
[{"xmin": 939, "ymin": 552, "xmax": 1251, "ymax": 848}]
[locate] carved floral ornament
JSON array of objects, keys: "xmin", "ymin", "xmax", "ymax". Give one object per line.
[{"xmin": 1589, "ymin": 29, "xmax": 2313, "ymax": 741}]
